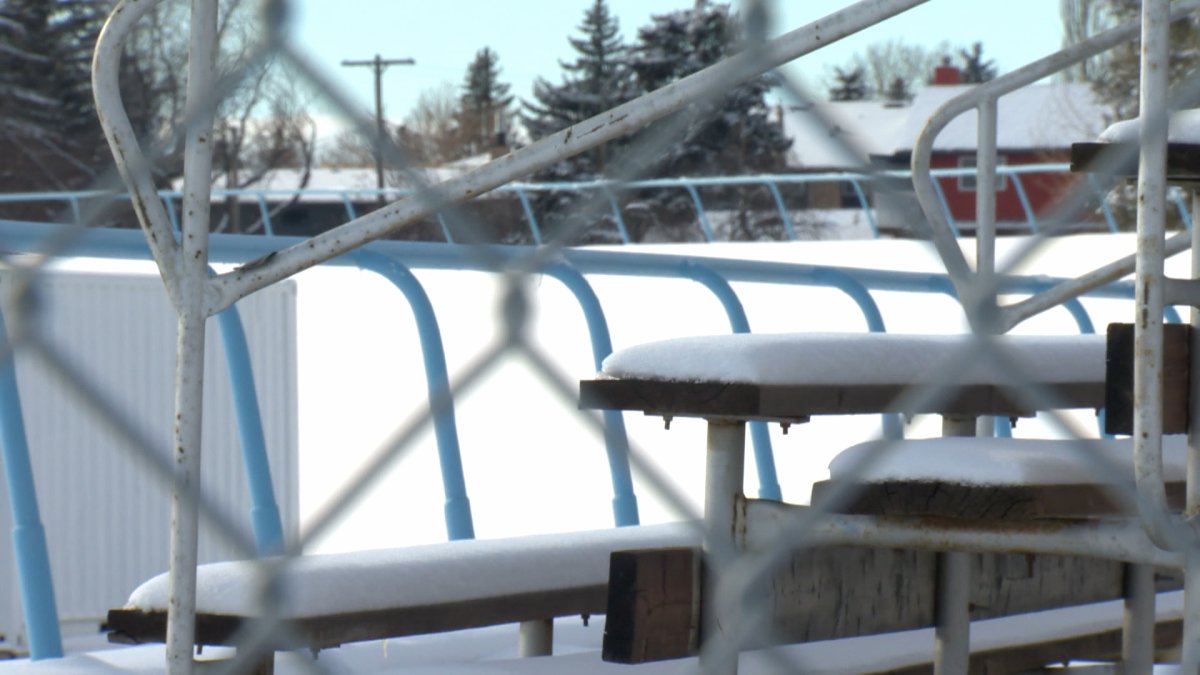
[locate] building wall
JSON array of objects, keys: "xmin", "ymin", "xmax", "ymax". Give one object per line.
[
  {"xmin": 930, "ymin": 150, "xmax": 1086, "ymax": 225},
  {"xmin": 0, "ymin": 271, "xmax": 299, "ymax": 650}
]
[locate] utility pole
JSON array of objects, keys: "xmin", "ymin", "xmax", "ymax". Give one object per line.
[{"xmin": 341, "ymin": 54, "xmax": 415, "ymax": 204}]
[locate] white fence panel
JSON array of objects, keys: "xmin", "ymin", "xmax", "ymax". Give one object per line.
[{"xmin": 0, "ymin": 270, "xmax": 298, "ymax": 650}]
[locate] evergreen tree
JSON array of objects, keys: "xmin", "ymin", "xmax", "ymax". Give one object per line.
[
  {"xmin": 518, "ymin": 0, "xmax": 640, "ymax": 245},
  {"xmin": 0, "ymin": 0, "xmax": 110, "ymax": 196},
  {"xmin": 1076, "ymin": 0, "xmax": 1200, "ymax": 120},
  {"xmin": 522, "ymin": 0, "xmax": 636, "ymax": 176},
  {"xmin": 958, "ymin": 42, "xmax": 997, "ymax": 84},
  {"xmin": 622, "ymin": 0, "xmax": 791, "ymax": 240},
  {"xmin": 457, "ymin": 47, "xmax": 513, "ymax": 157},
  {"xmin": 829, "ymin": 67, "xmax": 868, "ymax": 101}
]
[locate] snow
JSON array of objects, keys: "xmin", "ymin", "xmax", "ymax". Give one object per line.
[
  {"xmin": 783, "ymin": 82, "xmax": 1109, "ymax": 168},
  {"xmin": 600, "ymin": 333, "xmax": 1105, "ymax": 387},
  {"xmin": 829, "ymin": 436, "xmax": 1188, "ymax": 486},
  {"xmin": 5, "ymin": 234, "xmax": 1192, "ymax": 671},
  {"xmin": 4, "ymin": 592, "xmax": 1185, "ymax": 674},
  {"xmin": 899, "ymin": 82, "xmax": 1108, "ymax": 154},
  {"xmin": 1098, "ymin": 108, "xmax": 1200, "ymax": 144},
  {"xmin": 126, "ymin": 523, "xmax": 696, "ymax": 617},
  {"xmin": 178, "ymin": 157, "xmax": 493, "ymax": 202}
]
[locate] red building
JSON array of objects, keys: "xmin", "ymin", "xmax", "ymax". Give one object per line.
[{"xmin": 782, "ymin": 66, "xmax": 1110, "ymax": 231}]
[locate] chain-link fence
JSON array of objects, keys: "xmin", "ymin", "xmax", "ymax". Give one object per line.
[{"xmin": 3, "ymin": 0, "xmax": 1200, "ymax": 672}]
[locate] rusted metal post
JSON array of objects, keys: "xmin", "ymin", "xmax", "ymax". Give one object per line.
[
  {"xmin": 934, "ymin": 416, "xmax": 974, "ymax": 675},
  {"xmin": 164, "ymin": 0, "xmax": 218, "ymax": 672},
  {"xmin": 975, "ymin": 97, "xmax": 998, "ymax": 300},
  {"xmin": 1131, "ymin": 2, "xmax": 1174, "ymax": 672},
  {"xmin": 1132, "ymin": 0, "xmax": 1172, "ymax": 548},
  {"xmin": 1122, "ymin": 563, "xmax": 1155, "ymax": 672},
  {"xmin": 702, "ymin": 420, "xmax": 745, "ymax": 675}
]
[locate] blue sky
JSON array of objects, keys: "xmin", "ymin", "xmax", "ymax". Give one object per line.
[{"xmin": 288, "ymin": 1, "xmax": 1066, "ymax": 129}]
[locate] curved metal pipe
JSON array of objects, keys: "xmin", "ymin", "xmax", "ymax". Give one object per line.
[
  {"xmin": 680, "ymin": 261, "xmax": 782, "ymax": 500},
  {"xmin": 213, "ymin": 302, "xmax": 286, "ymax": 555},
  {"xmin": 350, "ymin": 250, "xmax": 475, "ymax": 540},
  {"xmin": 91, "ymin": 0, "xmax": 180, "ymax": 305},
  {"xmin": 542, "ymin": 263, "xmax": 639, "ymax": 526},
  {"xmin": 0, "ymin": 309, "xmax": 62, "ymax": 659}
]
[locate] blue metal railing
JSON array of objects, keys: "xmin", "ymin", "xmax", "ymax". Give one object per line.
[
  {"xmin": 0, "ymin": 219, "xmax": 1171, "ymax": 658},
  {"xmin": 1, "ymin": 164, "xmax": 1186, "ymax": 244}
]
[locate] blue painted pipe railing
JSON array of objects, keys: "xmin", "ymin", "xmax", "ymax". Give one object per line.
[
  {"xmin": 543, "ymin": 263, "xmax": 639, "ymax": 526},
  {"xmin": 0, "ymin": 310, "xmax": 62, "ymax": 659},
  {"xmin": 680, "ymin": 261, "xmax": 781, "ymax": 501},
  {"xmin": 214, "ymin": 303, "xmax": 286, "ymax": 555},
  {"xmin": 0, "ymin": 164, "xmax": 1123, "ymax": 246},
  {"xmin": 349, "ymin": 250, "xmax": 475, "ymax": 540},
  {"xmin": 0, "ymin": 221, "xmax": 1169, "ymax": 654}
]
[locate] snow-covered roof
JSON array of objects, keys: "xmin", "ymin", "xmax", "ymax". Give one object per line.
[
  {"xmin": 180, "ymin": 153, "xmax": 495, "ymax": 202},
  {"xmin": 783, "ymin": 82, "xmax": 1110, "ymax": 169}
]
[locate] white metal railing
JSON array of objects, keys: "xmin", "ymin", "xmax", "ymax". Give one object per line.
[{"xmin": 0, "ymin": 0, "xmax": 1194, "ymax": 672}]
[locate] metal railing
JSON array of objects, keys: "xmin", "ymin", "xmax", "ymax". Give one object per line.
[
  {"xmin": 1, "ymin": 0, "xmax": 1198, "ymax": 672},
  {"xmin": 1, "ymin": 163, "xmax": 1192, "ymax": 241}
]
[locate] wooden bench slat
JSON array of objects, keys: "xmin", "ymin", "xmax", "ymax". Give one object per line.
[
  {"xmin": 579, "ymin": 378, "xmax": 1105, "ymax": 421},
  {"xmin": 108, "ymin": 584, "xmax": 608, "ymax": 650},
  {"xmin": 811, "ymin": 480, "xmax": 1188, "ymax": 521}
]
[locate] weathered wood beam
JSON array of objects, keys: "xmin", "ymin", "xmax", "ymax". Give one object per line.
[{"xmin": 601, "ymin": 544, "xmax": 1181, "ymax": 664}]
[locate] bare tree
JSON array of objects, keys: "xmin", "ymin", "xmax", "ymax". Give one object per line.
[
  {"xmin": 1059, "ymin": 0, "xmax": 1200, "ymax": 119},
  {"xmin": 828, "ymin": 39, "xmax": 951, "ymax": 102},
  {"xmin": 124, "ymin": 0, "xmax": 318, "ymax": 193},
  {"xmin": 398, "ymin": 82, "xmax": 463, "ymax": 166},
  {"xmin": 322, "ymin": 129, "xmax": 375, "ymax": 168}
]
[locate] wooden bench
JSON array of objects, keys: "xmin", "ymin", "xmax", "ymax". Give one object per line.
[
  {"xmin": 580, "ymin": 332, "xmax": 1184, "ymax": 672},
  {"xmin": 105, "ymin": 523, "xmax": 697, "ymax": 672}
]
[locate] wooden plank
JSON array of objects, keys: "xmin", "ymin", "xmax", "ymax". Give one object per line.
[
  {"xmin": 579, "ymin": 378, "xmax": 1105, "ymax": 422},
  {"xmin": 602, "ymin": 544, "xmax": 1172, "ymax": 664},
  {"xmin": 107, "ymin": 584, "xmax": 607, "ymax": 651},
  {"xmin": 1071, "ymin": 141, "xmax": 1200, "ymax": 182},
  {"xmin": 811, "ymin": 480, "xmax": 1188, "ymax": 520},
  {"xmin": 1105, "ymin": 322, "xmax": 1191, "ymax": 435},
  {"xmin": 602, "ymin": 547, "xmax": 700, "ymax": 664}
]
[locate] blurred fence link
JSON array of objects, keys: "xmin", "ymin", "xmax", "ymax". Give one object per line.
[{"xmin": 1, "ymin": 0, "xmax": 1196, "ymax": 673}]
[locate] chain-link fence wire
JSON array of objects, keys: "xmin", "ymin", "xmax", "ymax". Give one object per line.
[{"xmin": 2, "ymin": 0, "xmax": 1198, "ymax": 671}]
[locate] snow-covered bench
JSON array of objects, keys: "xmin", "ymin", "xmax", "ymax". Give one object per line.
[
  {"xmin": 581, "ymin": 332, "xmax": 1184, "ymax": 670},
  {"xmin": 105, "ymin": 523, "xmax": 697, "ymax": 671},
  {"xmin": 583, "ymin": 332, "xmax": 1108, "ymax": 420},
  {"xmin": 816, "ymin": 436, "xmax": 1188, "ymax": 520}
]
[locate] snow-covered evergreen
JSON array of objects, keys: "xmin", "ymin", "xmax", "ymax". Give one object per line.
[
  {"xmin": 522, "ymin": 0, "xmax": 636, "ymax": 164},
  {"xmin": 517, "ymin": 1, "xmax": 792, "ymax": 245},
  {"xmin": 621, "ymin": 0, "xmax": 791, "ymax": 240},
  {"xmin": 0, "ymin": 0, "xmax": 109, "ymax": 194},
  {"xmin": 519, "ymin": 0, "xmax": 639, "ymax": 244},
  {"xmin": 457, "ymin": 47, "xmax": 515, "ymax": 157}
]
